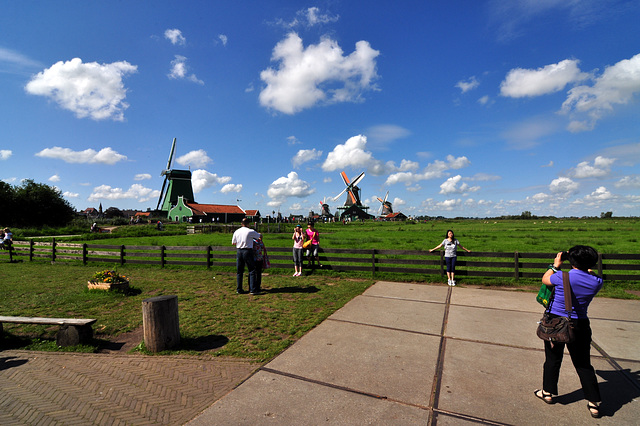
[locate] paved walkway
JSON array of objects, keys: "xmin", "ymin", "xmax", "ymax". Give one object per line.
[{"xmin": 1, "ymin": 282, "xmax": 639, "ymax": 425}]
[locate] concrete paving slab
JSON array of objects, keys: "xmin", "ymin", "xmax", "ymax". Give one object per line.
[
  {"xmin": 264, "ymin": 319, "xmax": 440, "ymax": 407},
  {"xmin": 439, "ymin": 339, "xmax": 640, "ymax": 425},
  {"xmin": 450, "ymin": 286, "xmax": 543, "ymax": 313},
  {"xmin": 328, "ymin": 293, "xmax": 446, "ymax": 335},
  {"xmin": 362, "ymin": 280, "xmax": 449, "ymax": 303},
  {"xmin": 589, "ymin": 297, "xmax": 640, "ymax": 321},
  {"xmin": 189, "ymin": 370, "xmax": 430, "ymax": 425},
  {"xmin": 446, "ymin": 304, "xmax": 543, "ymax": 349},
  {"xmin": 613, "ymin": 359, "xmax": 640, "ymax": 388},
  {"xmin": 591, "ymin": 318, "xmax": 640, "ymax": 361}
]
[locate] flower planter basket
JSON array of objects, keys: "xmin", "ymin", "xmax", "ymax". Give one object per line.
[{"xmin": 87, "ymin": 281, "xmax": 130, "ymax": 291}]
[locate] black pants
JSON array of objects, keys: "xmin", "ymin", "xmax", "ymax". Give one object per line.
[{"xmin": 542, "ymin": 316, "xmax": 601, "ymax": 402}]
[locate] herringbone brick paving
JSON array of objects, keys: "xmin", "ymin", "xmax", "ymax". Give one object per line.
[{"xmin": 0, "ymin": 350, "xmax": 259, "ymax": 425}]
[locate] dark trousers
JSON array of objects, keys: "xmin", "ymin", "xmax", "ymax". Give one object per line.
[
  {"xmin": 236, "ymin": 249, "xmax": 257, "ymax": 293},
  {"xmin": 542, "ymin": 316, "xmax": 601, "ymax": 402}
]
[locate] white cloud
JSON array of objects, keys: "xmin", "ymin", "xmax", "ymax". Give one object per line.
[
  {"xmin": 287, "ymin": 136, "xmax": 301, "ymax": 145},
  {"xmin": 366, "ymin": 124, "xmax": 411, "ymax": 149},
  {"xmin": 322, "ymin": 135, "xmax": 385, "ymax": 175},
  {"xmin": 0, "ymin": 47, "xmax": 43, "ymax": 71},
  {"xmin": 0, "ymin": 150, "xmax": 11, "ymax": 160},
  {"xmin": 267, "ymin": 171, "xmax": 315, "ymax": 206},
  {"xmin": 583, "ymin": 186, "xmax": 613, "ymax": 202},
  {"xmin": 478, "ymin": 95, "xmax": 491, "ymax": 105},
  {"xmin": 221, "ymin": 184, "xmax": 242, "ymax": 193},
  {"xmin": 562, "ymin": 53, "xmax": 640, "ymax": 132},
  {"xmin": 292, "ymin": 149, "xmax": 322, "ymax": 168},
  {"xmin": 276, "ymin": 7, "xmax": 340, "ymax": 28},
  {"xmin": 176, "ymin": 149, "xmax": 212, "ymax": 168},
  {"xmin": 25, "ymin": 58, "xmax": 137, "ymax": 121},
  {"xmin": 191, "ymin": 169, "xmax": 232, "ymax": 193},
  {"xmin": 456, "ymin": 76, "xmax": 479, "ymax": 93},
  {"xmin": 134, "ymin": 173, "xmax": 151, "ymax": 181},
  {"xmin": 218, "ymin": 34, "xmax": 228, "ymax": 46},
  {"xmin": 89, "ymin": 183, "xmax": 160, "ymax": 202},
  {"xmin": 48, "ymin": 174, "xmax": 60, "ymax": 183},
  {"xmin": 549, "ymin": 177, "xmax": 579, "ymax": 197},
  {"xmin": 168, "ymin": 55, "xmax": 204, "ymax": 84},
  {"xmin": 62, "ymin": 191, "xmax": 79, "ymax": 198},
  {"xmin": 569, "ymin": 156, "xmax": 615, "ymax": 178},
  {"xmin": 615, "ymin": 175, "xmax": 640, "ymax": 188},
  {"xmin": 259, "ymin": 33, "xmax": 379, "ymax": 114},
  {"xmin": 541, "ymin": 161, "xmax": 554, "ymax": 168},
  {"xmin": 439, "ymin": 175, "xmax": 480, "ymax": 195},
  {"xmin": 164, "ymin": 29, "xmax": 186, "ymax": 45},
  {"xmin": 385, "ymin": 155, "xmax": 471, "ymax": 186},
  {"xmin": 500, "ymin": 59, "xmax": 588, "ymax": 98},
  {"xmin": 35, "ymin": 146, "xmax": 127, "ymax": 165}
]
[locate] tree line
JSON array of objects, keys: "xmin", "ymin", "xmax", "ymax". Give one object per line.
[{"xmin": 0, "ymin": 180, "xmax": 75, "ymax": 228}]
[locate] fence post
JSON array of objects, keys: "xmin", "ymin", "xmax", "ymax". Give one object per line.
[
  {"xmin": 120, "ymin": 245, "xmax": 125, "ymax": 265},
  {"xmin": 439, "ymin": 251, "xmax": 445, "ymax": 277},
  {"xmin": 514, "ymin": 251, "xmax": 520, "ymax": 281},
  {"xmin": 82, "ymin": 243, "xmax": 88, "ymax": 265},
  {"xmin": 161, "ymin": 245, "xmax": 166, "ymax": 268},
  {"xmin": 29, "ymin": 239, "xmax": 34, "ymax": 262},
  {"xmin": 207, "ymin": 246, "xmax": 212, "ymax": 269},
  {"xmin": 371, "ymin": 249, "xmax": 376, "ymax": 278},
  {"xmin": 52, "ymin": 238, "xmax": 56, "ymax": 262},
  {"xmin": 597, "ymin": 252, "xmax": 603, "ymax": 277}
]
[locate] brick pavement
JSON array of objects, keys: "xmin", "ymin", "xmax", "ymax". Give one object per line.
[{"xmin": 0, "ymin": 350, "xmax": 259, "ymax": 425}]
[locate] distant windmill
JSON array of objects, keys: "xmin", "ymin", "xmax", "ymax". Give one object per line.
[
  {"xmin": 377, "ymin": 191, "xmax": 393, "ymax": 216},
  {"xmin": 156, "ymin": 138, "xmax": 195, "ymax": 212},
  {"xmin": 319, "ymin": 197, "xmax": 331, "ymax": 217},
  {"xmin": 333, "ymin": 171, "xmax": 365, "ymax": 206}
]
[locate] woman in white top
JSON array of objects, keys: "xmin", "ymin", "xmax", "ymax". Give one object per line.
[{"xmin": 429, "ymin": 229, "xmax": 470, "ymax": 286}]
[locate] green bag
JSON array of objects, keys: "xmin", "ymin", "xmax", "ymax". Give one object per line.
[{"xmin": 536, "ymin": 284, "xmax": 553, "ymax": 308}]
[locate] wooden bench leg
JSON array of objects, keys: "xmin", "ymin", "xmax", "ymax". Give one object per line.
[{"xmin": 56, "ymin": 324, "xmax": 93, "ymax": 347}]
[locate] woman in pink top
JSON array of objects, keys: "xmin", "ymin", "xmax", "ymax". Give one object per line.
[{"xmin": 305, "ymin": 222, "xmax": 321, "ymax": 268}]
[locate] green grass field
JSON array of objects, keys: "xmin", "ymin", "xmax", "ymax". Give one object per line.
[{"xmin": 1, "ymin": 217, "xmax": 638, "ymax": 359}]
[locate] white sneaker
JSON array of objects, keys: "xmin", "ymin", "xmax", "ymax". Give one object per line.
[
  {"xmin": 447, "ymin": 279, "xmax": 452, "ymax": 286},
  {"xmin": 451, "ymin": 280, "xmax": 456, "ymax": 286}
]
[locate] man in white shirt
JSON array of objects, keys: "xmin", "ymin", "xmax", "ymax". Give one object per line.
[{"xmin": 231, "ymin": 218, "xmax": 262, "ymax": 294}]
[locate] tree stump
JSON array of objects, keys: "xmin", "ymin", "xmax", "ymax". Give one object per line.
[{"xmin": 142, "ymin": 295, "xmax": 180, "ymax": 352}]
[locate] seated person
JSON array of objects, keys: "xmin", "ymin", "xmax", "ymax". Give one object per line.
[{"xmin": 0, "ymin": 227, "xmax": 12, "ymax": 249}]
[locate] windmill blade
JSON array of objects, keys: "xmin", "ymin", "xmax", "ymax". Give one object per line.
[
  {"xmin": 156, "ymin": 176, "xmax": 168, "ymax": 210},
  {"xmin": 340, "ymin": 171, "xmax": 351, "ymax": 186},
  {"xmin": 347, "ymin": 189, "xmax": 357, "ymax": 204},
  {"xmin": 376, "ymin": 197, "xmax": 384, "ymax": 203},
  {"xmin": 333, "ymin": 187, "xmax": 348, "ymax": 201},
  {"xmin": 383, "ymin": 191, "xmax": 389, "ymax": 203},
  {"xmin": 378, "ymin": 202, "xmax": 383, "ymax": 215},
  {"xmin": 166, "ymin": 138, "xmax": 177, "ymax": 171},
  {"xmin": 351, "ymin": 172, "xmax": 365, "ymax": 188}
]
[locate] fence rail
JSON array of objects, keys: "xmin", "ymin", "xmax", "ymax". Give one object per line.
[{"xmin": 2, "ymin": 239, "xmax": 639, "ymax": 281}]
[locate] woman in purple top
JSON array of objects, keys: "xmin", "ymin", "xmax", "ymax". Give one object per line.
[{"xmin": 534, "ymin": 245, "xmax": 603, "ymax": 418}]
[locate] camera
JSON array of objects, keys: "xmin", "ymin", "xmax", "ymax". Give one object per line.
[{"xmin": 560, "ymin": 251, "xmax": 570, "ymax": 262}]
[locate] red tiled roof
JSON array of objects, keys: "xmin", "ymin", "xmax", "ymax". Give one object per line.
[
  {"xmin": 186, "ymin": 202, "xmax": 245, "ymax": 215},
  {"xmin": 245, "ymin": 210, "xmax": 260, "ymax": 216}
]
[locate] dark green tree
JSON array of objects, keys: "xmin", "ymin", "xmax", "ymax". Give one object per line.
[
  {"xmin": 0, "ymin": 181, "xmax": 16, "ymax": 226},
  {"xmin": 12, "ymin": 180, "xmax": 75, "ymax": 227},
  {"xmin": 104, "ymin": 206, "xmax": 123, "ymax": 218}
]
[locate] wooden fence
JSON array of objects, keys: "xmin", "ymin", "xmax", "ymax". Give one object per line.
[{"xmin": 2, "ymin": 239, "xmax": 639, "ymax": 281}]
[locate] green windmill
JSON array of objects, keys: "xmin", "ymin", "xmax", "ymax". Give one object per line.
[{"xmin": 156, "ymin": 138, "xmax": 195, "ymax": 213}]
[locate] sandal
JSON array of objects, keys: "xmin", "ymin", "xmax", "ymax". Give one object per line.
[
  {"xmin": 587, "ymin": 402, "xmax": 600, "ymax": 418},
  {"xmin": 534, "ymin": 389, "xmax": 554, "ymax": 404}
]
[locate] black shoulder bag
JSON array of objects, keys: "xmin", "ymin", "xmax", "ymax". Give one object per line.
[{"xmin": 536, "ymin": 271, "xmax": 576, "ymax": 343}]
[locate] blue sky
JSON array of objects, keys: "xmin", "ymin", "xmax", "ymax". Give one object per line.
[{"xmin": 2, "ymin": 1, "xmax": 639, "ymax": 218}]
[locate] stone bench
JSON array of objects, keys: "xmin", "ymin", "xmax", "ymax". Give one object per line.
[{"xmin": 0, "ymin": 316, "xmax": 97, "ymax": 346}]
